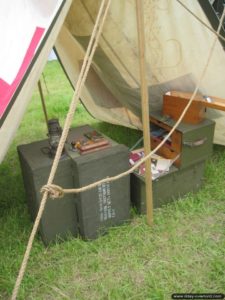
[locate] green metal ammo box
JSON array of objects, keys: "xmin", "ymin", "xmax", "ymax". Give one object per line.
[
  {"xmin": 131, "ymin": 161, "xmax": 205, "ymax": 214},
  {"xmin": 18, "ymin": 125, "xmax": 130, "ymax": 244},
  {"xmin": 150, "ymin": 111, "xmax": 215, "ymax": 169},
  {"xmin": 131, "ymin": 113, "xmax": 215, "ymax": 214},
  {"xmin": 18, "ymin": 140, "xmax": 78, "ymax": 246},
  {"xmin": 67, "ymin": 125, "xmax": 130, "ymax": 240}
]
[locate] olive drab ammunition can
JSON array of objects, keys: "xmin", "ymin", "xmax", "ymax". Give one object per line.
[
  {"xmin": 67, "ymin": 125, "xmax": 130, "ymax": 240},
  {"xmin": 131, "ymin": 112, "xmax": 215, "ymax": 214},
  {"xmin": 18, "ymin": 125, "xmax": 130, "ymax": 245},
  {"xmin": 18, "ymin": 140, "xmax": 78, "ymax": 246},
  {"xmin": 131, "ymin": 161, "xmax": 205, "ymax": 214},
  {"xmin": 150, "ymin": 111, "xmax": 215, "ymax": 169}
]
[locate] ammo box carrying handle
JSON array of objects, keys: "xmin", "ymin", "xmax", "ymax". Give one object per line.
[{"xmin": 183, "ymin": 137, "xmax": 207, "ymax": 148}]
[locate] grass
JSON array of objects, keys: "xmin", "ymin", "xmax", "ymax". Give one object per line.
[{"xmin": 0, "ymin": 61, "xmax": 225, "ymax": 300}]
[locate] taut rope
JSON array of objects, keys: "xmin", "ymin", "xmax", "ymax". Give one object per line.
[
  {"xmin": 176, "ymin": 0, "xmax": 225, "ymax": 44},
  {"xmin": 11, "ymin": 0, "xmax": 111, "ymax": 299}
]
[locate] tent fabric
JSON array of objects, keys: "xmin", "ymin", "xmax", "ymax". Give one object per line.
[
  {"xmin": 55, "ymin": 0, "xmax": 225, "ymax": 144},
  {"xmin": 0, "ymin": 0, "xmax": 72, "ymax": 163},
  {"xmin": 0, "ymin": 0, "xmax": 225, "ymax": 164}
]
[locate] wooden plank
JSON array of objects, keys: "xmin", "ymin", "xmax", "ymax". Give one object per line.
[
  {"xmin": 203, "ymin": 96, "xmax": 225, "ymax": 111},
  {"xmin": 136, "ymin": 0, "xmax": 153, "ymax": 225}
]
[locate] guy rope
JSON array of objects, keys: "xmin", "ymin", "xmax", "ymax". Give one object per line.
[
  {"xmin": 11, "ymin": 0, "xmax": 111, "ymax": 298},
  {"xmin": 11, "ymin": 3, "xmax": 225, "ymax": 299}
]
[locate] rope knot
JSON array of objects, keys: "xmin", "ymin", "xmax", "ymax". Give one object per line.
[{"xmin": 41, "ymin": 184, "xmax": 64, "ymax": 199}]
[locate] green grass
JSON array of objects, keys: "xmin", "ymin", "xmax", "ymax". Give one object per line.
[{"xmin": 0, "ymin": 61, "xmax": 224, "ymax": 300}]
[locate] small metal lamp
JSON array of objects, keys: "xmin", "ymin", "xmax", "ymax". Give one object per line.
[{"xmin": 47, "ymin": 119, "xmax": 64, "ymax": 157}]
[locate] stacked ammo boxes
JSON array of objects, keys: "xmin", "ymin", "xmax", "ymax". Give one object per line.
[
  {"xmin": 18, "ymin": 125, "xmax": 130, "ymax": 245},
  {"xmin": 131, "ymin": 110, "xmax": 215, "ymax": 213}
]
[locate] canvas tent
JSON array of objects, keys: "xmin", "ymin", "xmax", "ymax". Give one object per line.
[{"xmin": 0, "ymin": 0, "xmax": 225, "ymax": 164}]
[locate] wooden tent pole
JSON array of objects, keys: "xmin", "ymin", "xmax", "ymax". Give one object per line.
[
  {"xmin": 38, "ymin": 79, "xmax": 49, "ymax": 128},
  {"xmin": 136, "ymin": 0, "xmax": 153, "ymax": 225}
]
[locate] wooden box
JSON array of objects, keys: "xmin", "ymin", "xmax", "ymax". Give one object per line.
[
  {"xmin": 163, "ymin": 91, "xmax": 225, "ymax": 124},
  {"xmin": 163, "ymin": 91, "xmax": 206, "ymax": 124}
]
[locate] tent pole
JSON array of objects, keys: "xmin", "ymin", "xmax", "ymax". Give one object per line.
[
  {"xmin": 136, "ymin": 0, "xmax": 153, "ymax": 225},
  {"xmin": 38, "ymin": 79, "xmax": 49, "ymax": 128}
]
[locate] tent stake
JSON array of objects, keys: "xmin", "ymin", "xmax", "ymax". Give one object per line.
[
  {"xmin": 136, "ymin": 0, "xmax": 153, "ymax": 225},
  {"xmin": 38, "ymin": 79, "xmax": 49, "ymax": 129}
]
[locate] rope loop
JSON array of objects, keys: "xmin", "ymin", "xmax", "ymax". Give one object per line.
[{"xmin": 41, "ymin": 184, "xmax": 64, "ymax": 199}]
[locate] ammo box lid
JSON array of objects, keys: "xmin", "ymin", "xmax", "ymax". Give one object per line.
[
  {"xmin": 17, "ymin": 125, "xmax": 123, "ymax": 171},
  {"xmin": 17, "ymin": 139, "xmax": 70, "ymax": 171}
]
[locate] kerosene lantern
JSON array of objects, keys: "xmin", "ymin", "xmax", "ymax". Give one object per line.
[{"xmin": 47, "ymin": 119, "xmax": 64, "ymax": 157}]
